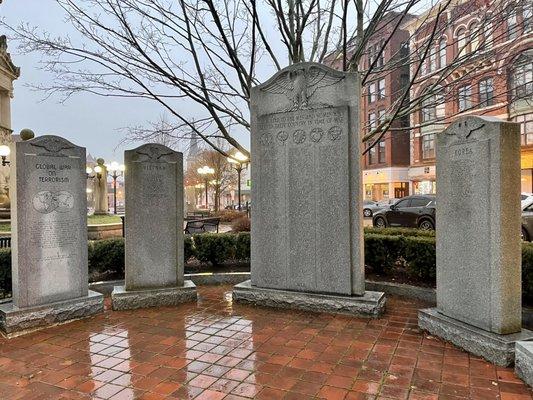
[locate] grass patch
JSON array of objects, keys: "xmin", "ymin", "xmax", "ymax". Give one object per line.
[
  {"xmin": 0, "ymin": 214, "xmax": 121, "ymax": 233},
  {"xmin": 87, "ymin": 214, "xmax": 122, "ymax": 225}
]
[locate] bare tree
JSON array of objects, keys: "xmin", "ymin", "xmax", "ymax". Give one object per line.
[
  {"xmin": 185, "ymin": 146, "xmax": 236, "ymax": 211},
  {"xmin": 1, "ymin": 0, "xmax": 529, "ymax": 155},
  {"xmin": 121, "ymin": 113, "xmax": 185, "ymax": 150}
]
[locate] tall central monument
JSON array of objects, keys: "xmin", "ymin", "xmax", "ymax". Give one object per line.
[{"xmin": 233, "ymin": 63, "xmax": 385, "ymax": 316}]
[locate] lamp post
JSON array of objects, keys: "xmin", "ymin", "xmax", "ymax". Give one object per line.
[
  {"xmin": 227, "ymin": 151, "xmax": 249, "ymax": 211},
  {"xmin": 106, "ymin": 161, "xmax": 125, "ymax": 214},
  {"xmin": 86, "ymin": 164, "xmax": 104, "ymax": 181},
  {"xmin": 197, "ymin": 166, "xmax": 214, "ymax": 209},
  {"xmin": 0, "ymin": 145, "xmax": 10, "ymax": 166}
]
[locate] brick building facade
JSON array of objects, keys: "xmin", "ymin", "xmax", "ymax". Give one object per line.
[
  {"xmin": 361, "ymin": 13, "xmax": 414, "ymax": 201},
  {"xmin": 404, "ymin": 0, "xmax": 532, "ymax": 194}
]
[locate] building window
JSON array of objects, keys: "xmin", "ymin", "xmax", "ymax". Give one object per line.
[
  {"xmin": 429, "ymin": 50, "xmax": 437, "ymax": 73},
  {"xmin": 458, "ymin": 85, "xmax": 472, "ymax": 111},
  {"xmin": 368, "ymin": 83, "xmax": 376, "ymax": 103},
  {"xmin": 483, "ymin": 22, "xmax": 493, "ymax": 49},
  {"xmin": 422, "ymin": 134, "xmax": 435, "ymax": 159},
  {"xmin": 469, "ymin": 22, "xmax": 480, "ymax": 52},
  {"xmin": 436, "ymin": 91, "xmax": 445, "ymax": 118},
  {"xmin": 515, "ymin": 114, "xmax": 533, "ymax": 145},
  {"xmin": 421, "ymin": 94, "xmax": 436, "ymax": 122},
  {"xmin": 525, "ymin": 4, "xmax": 532, "ymax": 33},
  {"xmin": 421, "ymin": 59, "xmax": 428, "ymax": 76},
  {"xmin": 439, "ymin": 38, "xmax": 447, "ymax": 68},
  {"xmin": 368, "ymin": 112, "xmax": 376, "ymax": 131},
  {"xmin": 378, "ymin": 140, "xmax": 386, "ymax": 163},
  {"xmin": 420, "ymin": 87, "xmax": 444, "ymax": 123},
  {"xmin": 400, "ymin": 74, "xmax": 409, "ymax": 93},
  {"xmin": 479, "ymin": 78, "xmax": 494, "ymax": 107},
  {"xmin": 368, "ymin": 41, "xmax": 385, "ymax": 68},
  {"xmin": 378, "ymin": 79, "xmax": 386, "ymax": 99},
  {"xmin": 378, "ymin": 109, "xmax": 386, "ymax": 125},
  {"xmin": 507, "ymin": 7, "xmax": 518, "ymax": 40},
  {"xmin": 457, "ymin": 28, "xmax": 467, "ymax": 57},
  {"xmin": 376, "ymin": 42, "xmax": 385, "ymax": 67},
  {"xmin": 368, "ymin": 143, "xmax": 377, "ymax": 165},
  {"xmin": 511, "ymin": 55, "xmax": 533, "ymax": 99}
]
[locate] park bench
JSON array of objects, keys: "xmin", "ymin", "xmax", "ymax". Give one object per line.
[
  {"xmin": 0, "ymin": 237, "xmax": 11, "ymax": 248},
  {"xmin": 184, "ymin": 218, "xmax": 220, "ymax": 234},
  {"xmin": 186, "ymin": 211, "xmax": 211, "ymax": 220}
]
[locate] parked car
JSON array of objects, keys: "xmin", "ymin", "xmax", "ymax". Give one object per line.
[
  {"xmin": 521, "ymin": 197, "xmax": 533, "ymax": 241},
  {"xmin": 522, "ymin": 193, "xmax": 533, "ymax": 202},
  {"xmin": 377, "ymin": 198, "xmax": 399, "ymax": 208},
  {"xmin": 363, "ymin": 200, "xmax": 379, "ymax": 217},
  {"xmin": 372, "ymin": 194, "xmax": 436, "ymax": 230}
]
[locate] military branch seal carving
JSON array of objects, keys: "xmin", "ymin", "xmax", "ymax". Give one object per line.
[
  {"xmin": 261, "ymin": 65, "xmax": 344, "ymax": 111},
  {"xmin": 293, "ymin": 130, "xmax": 306, "ymax": 144},
  {"xmin": 310, "ymin": 128, "xmax": 324, "ymax": 143},
  {"xmin": 260, "ymin": 133, "xmax": 273, "ymax": 146},
  {"xmin": 277, "ymin": 131, "xmax": 289, "ymax": 142},
  {"xmin": 30, "ymin": 136, "xmax": 75, "ymax": 154},
  {"xmin": 32, "ymin": 191, "xmax": 74, "ymax": 214},
  {"xmin": 328, "ymin": 126, "xmax": 342, "ymax": 141}
]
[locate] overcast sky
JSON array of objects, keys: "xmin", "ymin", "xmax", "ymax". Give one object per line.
[{"xmin": 2, "ymin": 0, "xmax": 169, "ymax": 164}]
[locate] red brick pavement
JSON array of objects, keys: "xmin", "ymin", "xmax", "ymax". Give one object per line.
[{"xmin": 0, "ymin": 285, "xmax": 531, "ymax": 399}]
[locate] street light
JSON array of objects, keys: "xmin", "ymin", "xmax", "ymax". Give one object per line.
[
  {"xmin": 0, "ymin": 145, "xmax": 10, "ymax": 166},
  {"xmin": 227, "ymin": 151, "xmax": 249, "ymax": 211},
  {"xmin": 197, "ymin": 166, "xmax": 214, "ymax": 209},
  {"xmin": 106, "ymin": 161, "xmax": 125, "ymax": 214}
]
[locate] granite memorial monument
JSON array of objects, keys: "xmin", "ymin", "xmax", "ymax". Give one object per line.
[
  {"xmin": 111, "ymin": 144, "xmax": 196, "ymax": 310},
  {"xmin": 516, "ymin": 341, "xmax": 533, "ymax": 387},
  {"xmin": 418, "ymin": 116, "xmax": 533, "ymax": 366},
  {"xmin": 0, "ymin": 135, "xmax": 103, "ymax": 337},
  {"xmin": 233, "ymin": 62, "xmax": 385, "ymax": 316}
]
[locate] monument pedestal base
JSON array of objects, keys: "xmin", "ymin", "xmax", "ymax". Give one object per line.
[
  {"xmin": 516, "ymin": 342, "xmax": 533, "ymax": 387},
  {"xmin": 0, "ymin": 290, "xmax": 104, "ymax": 338},
  {"xmin": 111, "ymin": 281, "xmax": 197, "ymax": 311},
  {"xmin": 419, "ymin": 308, "xmax": 533, "ymax": 367},
  {"xmin": 233, "ymin": 280, "xmax": 385, "ymax": 317}
]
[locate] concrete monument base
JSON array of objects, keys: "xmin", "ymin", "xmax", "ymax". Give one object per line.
[
  {"xmin": 516, "ymin": 341, "xmax": 533, "ymax": 387},
  {"xmin": 419, "ymin": 308, "xmax": 533, "ymax": 367},
  {"xmin": 233, "ymin": 280, "xmax": 385, "ymax": 317},
  {"xmin": 0, "ymin": 290, "xmax": 104, "ymax": 338},
  {"xmin": 111, "ymin": 281, "xmax": 197, "ymax": 311}
]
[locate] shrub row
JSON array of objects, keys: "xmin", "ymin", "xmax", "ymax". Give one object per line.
[
  {"xmin": 0, "ymin": 229, "xmax": 531, "ymax": 304},
  {"xmin": 213, "ymin": 210, "xmax": 246, "ymax": 222},
  {"xmin": 365, "ymin": 233, "xmax": 533, "ymax": 303},
  {"xmin": 364, "ymin": 234, "xmax": 436, "ymax": 281},
  {"xmin": 363, "ymin": 226, "xmax": 435, "ymax": 237},
  {"xmin": 188, "ymin": 233, "xmax": 250, "ymax": 265}
]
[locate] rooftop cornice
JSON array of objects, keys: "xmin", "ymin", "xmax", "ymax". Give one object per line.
[{"xmin": 0, "ymin": 35, "xmax": 21, "ymax": 79}]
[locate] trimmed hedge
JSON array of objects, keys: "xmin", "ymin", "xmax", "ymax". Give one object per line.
[
  {"xmin": 0, "ymin": 248, "xmax": 11, "ymax": 298},
  {"xmin": 364, "ymin": 226, "xmax": 435, "ymax": 237},
  {"xmin": 522, "ymin": 243, "xmax": 533, "ymax": 303},
  {"xmin": 88, "ymin": 238, "xmax": 125, "ymax": 276},
  {"xmin": 403, "ymin": 236, "xmax": 437, "ymax": 282},
  {"xmin": 185, "ymin": 235, "xmax": 195, "ymax": 261},
  {"xmin": 0, "ymin": 231, "xmax": 531, "ymax": 304},
  {"xmin": 364, "ymin": 234, "xmax": 405, "ymax": 274},
  {"xmin": 235, "ymin": 232, "xmax": 251, "ymax": 261},
  {"xmin": 193, "ymin": 234, "xmax": 236, "ymax": 266}
]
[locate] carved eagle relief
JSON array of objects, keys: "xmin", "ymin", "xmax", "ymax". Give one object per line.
[
  {"xmin": 445, "ymin": 118, "xmax": 485, "ymax": 141},
  {"xmin": 260, "ymin": 65, "xmax": 345, "ymax": 111},
  {"xmin": 135, "ymin": 144, "xmax": 174, "ymax": 162},
  {"xmin": 30, "ymin": 136, "xmax": 75, "ymax": 154}
]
